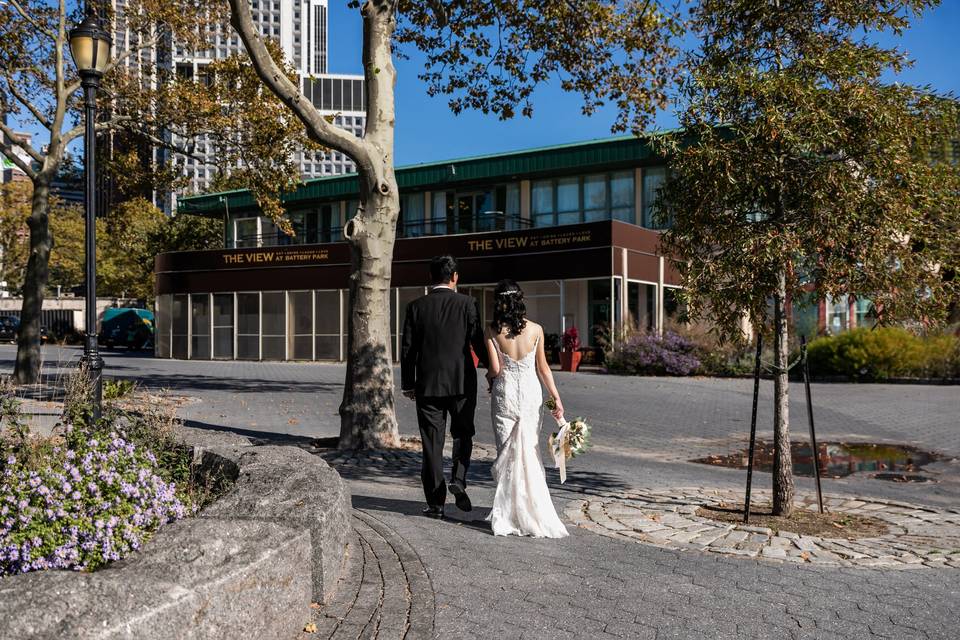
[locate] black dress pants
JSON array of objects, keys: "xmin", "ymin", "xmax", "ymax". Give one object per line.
[{"xmin": 415, "ymin": 394, "xmax": 476, "ymax": 506}]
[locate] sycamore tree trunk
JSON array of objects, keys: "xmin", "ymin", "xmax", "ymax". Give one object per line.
[
  {"xmin": 14, "ymin": 174, "xmax": 53, "ymax": 385},
  {"xmin": 227, "ymin": 0, "xmax": 402, "ymax": 450},
  {"xmin": 339, "ymin": 187, "xmax": 401, "ymax": 449},
  {"xmin": 337, "ymin": 3, "xmax": 401, "ymax": 449},
  {"xmin": 771, "ymin": 269, "xmax": 795, "ymax": 515}
]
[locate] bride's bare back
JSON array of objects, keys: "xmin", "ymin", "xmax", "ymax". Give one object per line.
[{"xmin": 491, "ymin": 320, "xmax": 542, "ymax": 361}]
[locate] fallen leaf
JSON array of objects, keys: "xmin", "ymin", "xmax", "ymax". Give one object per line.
[
  {"xmin": 309, "ymin": 602, "xmax": 322, "ymax": 610},
  {"xmin": 304, "ymin": 622, "xmax": 318, "ymax": 633}
]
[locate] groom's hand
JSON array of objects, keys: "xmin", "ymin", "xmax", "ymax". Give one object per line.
[{"xmin": 402, "ymin": 389, "xmax": 416, "ymax": 400}]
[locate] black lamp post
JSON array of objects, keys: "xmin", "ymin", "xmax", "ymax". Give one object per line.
[{"xmin": 69, "ymin": 10, "xmax": 111, "ymax": 420}]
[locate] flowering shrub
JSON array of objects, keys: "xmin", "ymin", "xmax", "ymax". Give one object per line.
[
  {"xmin": 562, "ymin": 326, "xmax": 581, "ymax": 351},
  {"xmin": 605, "ymin": 331, "xmax": 701, "ymax": 376},
  {"xmin": 0, "ymin": 423, "xmax": 188, "ymax": 576}
]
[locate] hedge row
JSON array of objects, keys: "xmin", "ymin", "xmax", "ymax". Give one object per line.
[{"xmin": 805, "ymin": 327, "xmax": 960, "ymax": 381}]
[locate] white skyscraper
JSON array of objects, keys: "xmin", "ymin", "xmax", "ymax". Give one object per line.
[{"xmin": 110, "ymin": 0, "xmax": 365, "ymax": 212}]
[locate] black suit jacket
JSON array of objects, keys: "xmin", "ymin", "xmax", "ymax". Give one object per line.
[{"xmin": 401, "ymin": 287, "xmax": 488, "ymax": 397}]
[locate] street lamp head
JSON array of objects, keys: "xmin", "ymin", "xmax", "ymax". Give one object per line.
[{"xmin": 69, "ymin": 11, "xmax": 112, "ymax": 78}]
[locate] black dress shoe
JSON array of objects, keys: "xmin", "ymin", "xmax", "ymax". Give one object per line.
[
  {"xmin": 422, "ymin": 505, "xmax": 445, "ymax": 519},
  {"xmin": 448, "ymin": 483, "xmax": 473, "ymax": 512}
]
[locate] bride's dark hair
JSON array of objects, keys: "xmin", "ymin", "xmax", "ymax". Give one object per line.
[{"xmin": 491, "ymin": 279, "xmax": 527, "ymax": 335}]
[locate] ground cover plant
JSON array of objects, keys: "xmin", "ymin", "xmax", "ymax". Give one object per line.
[{"xmin": 0, "ymin": 375, "xmax": 201, "ymax": 576}]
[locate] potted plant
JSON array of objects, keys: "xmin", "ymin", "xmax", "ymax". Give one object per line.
[{"xmin": 559, "ymin": 326, "xmax": 583, "ymax": 372}]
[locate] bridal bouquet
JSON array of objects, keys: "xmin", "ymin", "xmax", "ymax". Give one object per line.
[{"xmin": 544, "ymin": 398, "xmax": 592, "ymax": 484}]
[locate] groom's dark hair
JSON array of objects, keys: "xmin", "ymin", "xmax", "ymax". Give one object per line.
[{"xmin": 429, "ymin": 255, "xmax": 458, "ymax": 284}]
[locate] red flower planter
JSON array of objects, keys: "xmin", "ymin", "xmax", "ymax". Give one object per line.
[{"xmin": 559, "ymin": 350, "xmax": 582, "ymax": 372}]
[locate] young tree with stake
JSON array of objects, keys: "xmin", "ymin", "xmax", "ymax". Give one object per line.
[{"xmin": 654, "ymin": 0, "xmax": 960, "ymax": 515}]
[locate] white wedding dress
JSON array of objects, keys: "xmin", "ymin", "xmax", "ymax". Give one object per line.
[{"xmin": 487, "ymin": 335, "xmax": 568, "ymax": 538}]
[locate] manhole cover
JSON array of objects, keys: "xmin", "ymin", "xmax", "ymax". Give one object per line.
[{"xmin": 693, "ymin": 440, "xmax": 940, "ymax": 479}]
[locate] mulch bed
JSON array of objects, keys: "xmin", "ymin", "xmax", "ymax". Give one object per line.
[{"xmin": 696, "ymin": 503, "xmax": 889, "ymax": 539}]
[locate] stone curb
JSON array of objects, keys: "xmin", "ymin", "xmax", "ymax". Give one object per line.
[
  {"xmin": 0, "ymin": 427, "xmax": 352, "ymax": 639},
  {"xmin": 566, "ymin": 487, "xmax": 960, "ymax": 569}
]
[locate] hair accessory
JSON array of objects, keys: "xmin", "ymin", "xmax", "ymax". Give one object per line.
[{"xmin": 498, "ymin": 290, "xmax": 520, "ymax": 297}]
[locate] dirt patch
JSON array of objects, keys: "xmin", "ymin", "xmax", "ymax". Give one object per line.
[{"xmin": 696, "ymin": 503, "xmax": 889, "ymax": 539}]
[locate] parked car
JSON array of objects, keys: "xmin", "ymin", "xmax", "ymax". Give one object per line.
[
  {"xmin": 0, "ymin": 315, "xmax": 50, "ymax": 344},
  {"xmin": 99, "ymin": 308, "xmax": 154, "ymax": 351}
]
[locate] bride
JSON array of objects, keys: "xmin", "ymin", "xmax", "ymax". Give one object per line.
[{"xmin": 483, "ymin": 279, "xmax": 569, "ymax": 538}]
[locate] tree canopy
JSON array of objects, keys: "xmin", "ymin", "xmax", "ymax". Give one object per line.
[{"xmin": 656, "ymin": 0, "xmax": 960, "ymax": 337}]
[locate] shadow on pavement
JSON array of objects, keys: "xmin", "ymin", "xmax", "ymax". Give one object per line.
[
  {"xmin": 180, "ymin": 418, "xmax": 318, "ymax": 447},
  {"xmin": 353, "ymin": 494, "xmax": 496, "ymax": 534}
]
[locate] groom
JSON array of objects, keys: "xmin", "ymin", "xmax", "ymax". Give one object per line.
[{"xmin": 401, "ymin": 255, "xmax": 487, "ymax": 519}]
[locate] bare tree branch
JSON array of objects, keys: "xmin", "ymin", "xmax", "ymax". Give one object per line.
[
  {"xmin": 0, "ymin": 118, "xmax": 44, "ymax": 166},
  {"xmin": 5, "ymin": 78, "xmax": 53, "ymax": 130},
  {"xmin": 226, "ymin": 0, "xmax": 374, "ymax": 173},
  {"xmin": 0, "ymin": 140, "xmax": 38, "ymax": 180},
  {"xmin": 9, "ymin": 0, "xmax": 57, "ymax": 41}
]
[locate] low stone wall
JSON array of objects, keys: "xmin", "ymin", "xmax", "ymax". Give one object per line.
[{"xmin": 0, "ymin": 428, "xmax": 352, "ymax": 639}]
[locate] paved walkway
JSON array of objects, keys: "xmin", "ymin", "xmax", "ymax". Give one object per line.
[{"xmin": 3, "ymin": 345, "xmax": 959, "ymax": 638}]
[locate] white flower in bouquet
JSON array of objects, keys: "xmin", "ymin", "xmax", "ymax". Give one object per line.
[{"xmin": 543, "ymin": 398, "xmax": 592, "ymax": 483}]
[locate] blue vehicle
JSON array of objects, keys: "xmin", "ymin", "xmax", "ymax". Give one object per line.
[
  {"xmin": 99, "ymin": 308, "xmax": 154, "ymax": 350},
  {"xmin": 0, "ymin": 315, "xmax": 50, "ymax": 344}
]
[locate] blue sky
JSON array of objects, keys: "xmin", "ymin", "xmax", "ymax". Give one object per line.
[
  {"xmin": 324, "ymin": 1, "xmax": 960, "ymax": 166},
  {"xmin": 7, "ymin": 3, "xmax": 959, "ymax": 167}
]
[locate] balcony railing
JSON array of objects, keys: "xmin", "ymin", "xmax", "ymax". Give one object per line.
[
  {"xmin": 226, "ymin": 213, "xmax": 533, "ymax": 248},
  {"xmin": 399, "ymin": 213, "xmax": 532, "ymax": 237}
]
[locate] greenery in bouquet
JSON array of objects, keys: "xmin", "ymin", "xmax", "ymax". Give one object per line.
[{"xmin": 543, "ymin": 398, "xmax": 592, "ymax": 459}]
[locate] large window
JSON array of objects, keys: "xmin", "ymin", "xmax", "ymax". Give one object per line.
[
  {"xmin": 642, "ymin": 166, "xmax": 668, "ymax": 228},
  {"xmin": 171, "ymin": 294, "xmax": 188, "ymax": 359},
  {"xmin": 531, "ymin": 172, "xmax": 635, "ymax": 227},
  {"xmin": 826, "ymin": 294, "xmax": 849, "ymax": 334},
  {"xmin": 213, "ymin": 294, "xmax": 234, "ymax": 359},
  {"xmin": 190, "ymin": 294, "xmax": 211, "ymax": 359},
  {"xmin": 155, "ymin": 295, "xmax": 171, "ymax": 358},
  {"xmin": 431, "ymin": 191, "xmax": 448, "ymax": 235},
  {"xmin": 627, "ymin": 282, "xmax": 655, "ymax": 332},
  {"xmin": 288, "ymin": 291, "xmax": 313, "ymax": 360},
  {"xmin": 556, "ymin": 177, "xmax": 580, "ymax": 225},
  {"xmin": 236, "ymin": 293, "xmax": 260, "ymax": 360},
  {"xmin": 583, "ymin": 174, "xmax": 607, "ymax": 222},
  {"xmin": 315, "ymin": 290, "xmax": 340, "ymax": 359},
  {"xmin": 610, "ymin": 171, "xmax": 634, "ymax": 222},
  {"xmin": 261, "ymin": 292, "xmax": 286, "ymax": 360},
  {"xmin": 400, "ymin": 193, "xmax": 426, "ymax": 237},
  {"xmin": 234, "ymin": 218, "xmax": 258, "ymax": 248},
  {"xmin": 532, "ymin": 180, "xmax": 554, "ymax": 227}
]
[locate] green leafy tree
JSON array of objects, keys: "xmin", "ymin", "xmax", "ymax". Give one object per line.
[
  {"xmin": 0, "ymin": 1, "xmax": 308, "ymax": 383},
  {"xmin": 98, "ymin": 200, "xmax": 222, "ymax": 301},
  {"xmin": 47, "ymin": 203, "xmax": 91, "ymax": 293},
  {"xmin": 0, "ymin": 182, "xmax": 31, "ymax": 295},
  {"xmin": 227, "ymin": 0, "xmax": 682, "ymax": 449},
  {"xmin": 654, "ymin": 0, "xmax": 960, "ymax": 515},
  {"xmin": 98, "ymin": 198, "xmax": 166, "ymax": 300}
]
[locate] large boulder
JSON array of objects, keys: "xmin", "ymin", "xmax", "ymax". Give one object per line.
[{"xmin": 202, "ymin": 445, "xmax": 352, "ymax": 603}]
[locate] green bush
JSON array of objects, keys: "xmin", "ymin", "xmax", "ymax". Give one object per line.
[{"xmin": 806, "ymin": 327, "xmax": 960, "ymax": 381}]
